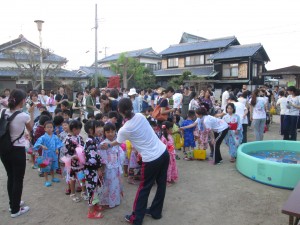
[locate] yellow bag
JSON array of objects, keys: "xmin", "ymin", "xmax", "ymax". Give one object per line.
[
  {"xmin": 179, "ymin": 137, "xmax": 184, "ymax": 148},
  {"xmin": 174, "ymin": 134, "xmax": 181, "ymax": 150},
  {"xmin": 193, "ymin": 149, "xmax": 206, "ymax": 160},
  {"xmin": 270, "ymin": 106, "xmax": 276, "ymax": 115},
  {"xmin": 126, "ymin": 140, "xmax": 132, "ymax": 159}
]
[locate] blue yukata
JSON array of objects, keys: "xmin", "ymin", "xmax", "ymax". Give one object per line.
[
  {"xmin": 181, "ymin": 119, "xmax": 196, "ymax": 148},
  {"xmin": 223, "ymin": 113, "xmax": 243, "ymax": 158},
  {"xmin": 33, "ymin": 133, "xmax": 63, "ymax": 172}
]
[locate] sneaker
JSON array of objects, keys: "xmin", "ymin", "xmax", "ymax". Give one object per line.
[
  {"xmin": 52, "ymin": 178, "xmax": 60, "ymax": 183},
  {"xmin": 175, "ymin": 155, "xmax": 180, "ymax": 160},
  {"xmin": 65, "ymin": 188, "xmax": 71, "ymax": 195},
  {"xmin": 56, "ymin": 168, "xmax": 62, "ymax": 174},
  {"xmin": 44, "ymin": 181, "xmax": 52, "ymax": 187},
  {"xmin": 145, "ymin": 208, "xmax": 152, "ymax": 217},
  {"xmin": 9, "ymin": 201, "xmax": 25, "ymax": 212},
  {"xmin": 124, "ymin": 214, "xmax": 133, "ymax": 224},
  {"xmin": 11, "ymin": 206, "xmax": 30, "ymax": 218},
  {"xmin": 38, "ymin": 172, "xmax": 44, "ymax": 177},
  {"xmin": 31, "ymin": 165, "xmax": 38, "ymax": 169}
]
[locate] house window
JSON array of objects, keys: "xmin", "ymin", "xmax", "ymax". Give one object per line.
[
  {"xmin": 168, "ymin": 58, "xmax": 178, "ymax": 67},
  {"xmin": 223, "ymin": 64, "xmax": 239, "ymax": 77},
  {"xmin": 205, "ymin": 54, "xmax": 212, "ymax": 64},
  {"xmin": 185, "ymin": 55, "xmax": 204, "ymax": 66},
  {"xmin": 252, "ymin": 63, "xmax": 258, "ymax": 77}
]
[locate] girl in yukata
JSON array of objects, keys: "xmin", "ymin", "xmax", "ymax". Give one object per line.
[
  {"xmin": 83, "ymin": 120, "xmax": 104, "ymax": 219},
  {"xmin": 223, "ymin": 103, "xmax": 243, "ymax": 162},
  {"xmin": 33, "ymin": 121, "xmax": 63, "ymax": 187},
  {"xmin": 99, "ymin": 123, "xmax": 125, "ymax": 208},
  {"xmin": 161, "ymin": 121, "xmax": 179, "ymax": 186},
  {"xmin": 127, "ymin": 142, "xmax": 141, "ymax": 185},
  {"xmin": 64, "ymin": 120, "xmax": 88, "ymax": 202}
]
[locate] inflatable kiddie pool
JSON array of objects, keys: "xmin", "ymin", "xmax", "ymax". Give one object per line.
[{"xmin": 236, "ymin": 140, "xmax": 300, "ymax": 189}]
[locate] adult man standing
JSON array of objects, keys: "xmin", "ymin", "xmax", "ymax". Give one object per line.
[
  {"xmin": 221, "ymin": 86, "xmax": 231, "ymax": 112},
  {"xmin": 85, "ymin": 87, "xmax": 98, "ymax": 115},
  {"xmin": 55, "ymin": 86, "xmax": 68, "ymax": 109}
]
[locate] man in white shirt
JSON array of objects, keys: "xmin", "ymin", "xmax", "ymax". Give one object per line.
[
  {"xmin": 172, "ymin": 90, "xmax": 183, "ymax": 109},
  {"xmin": 221, "ymin": 86, "xmax": 231, "ymax": 111}
]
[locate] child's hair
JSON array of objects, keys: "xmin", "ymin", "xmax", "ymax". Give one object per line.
[
  {"xmin": 174, "ymin": 114, "xmax": 180, "ymax": 124},
  {"xmin": 54, "ymin": 108, "xmax": 62, "ymax": 115},
  {"xmin": 96, "ymin": 120, "xmax": 105, "ymax": 128},
  {"xmin": 108, "ymin": 111, "xmax": 118, "ymax": 119},
  {"xmin": 40, "ymin": 111, "xmax": 52, "ymax": 120},
  {"xmin": 69, "ymin": 119, "xmax": 82, "ymax": 131},
  {"xmin": 39, "ymin": 115, "xmax": 51, "ymax": 126},
  {"xmin": 53, "ymin": 115, "xmax": 64, "ymax": 126},
  {"xmin": 87, "ymin": 112, "xmax": 95, "ymax": 119},
  {"xmin": 149, "ymin": 120, "xmax": 157, "ymax": 127},
  {"xmin": 84, "ymin": 120, "xmax": 98, "ymax": 134},
  {"xmin": 187, "ymin": 110, "xmax": 196, "ymax": 118},
  {"xmin": 161, "ymin": 121, "xmax": 173, "ymax": 141},
  {"xmin": 103, "ymin": 123, "xmax": 116, "ymax": 134},
  {"xmin": 62, "ymin": 109, "xmax": 71, "ymax": 117},
  {"xmin": 39, "ymin": 105, "xmax": 47, "ymax": 111},
  {"xmin": 146, "ymin": 107, "xmax": 153, "ymax": 112},
  {"xmin": 195, "ymin": 107, "xmax": 208, "ymax": 116},
  {"xmin": 102, "ymin": 113, "xmax": 108, "ymax": 118},
  {"xmin": 61, "ymin": 101, "xmax": 70, "ymax": 108},
  {"xmin": 44, "ymin": 120, "xmax": 53, "ymax": 128},
  {"xmin": 95, "ymin": 113, "xmax": 103, "ymax": 121},
  {"xmin": 226, "ymin": 103, "xmax": 236, "ymax": 113},
  {"xmin": 62, "ymin": 119, "xmax": 70, "ymax": 125},
  {"xmin": 176, "ymin": 108, "xmax": 181, "ymax": 114}
]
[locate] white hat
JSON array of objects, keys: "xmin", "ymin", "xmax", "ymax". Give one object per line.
[{"xmin": 128, "ymin": 88, "xmax": 137, "ymax": 96}]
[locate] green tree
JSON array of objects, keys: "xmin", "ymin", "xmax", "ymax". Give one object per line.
[
  {"xmin": 90, "ymin": 75, "xmax": 107, "ymax": 88},
  {"xmin": 110, "ymin": 53, "xmax": 145, "ymax": 89},
  {"xmin": 169, "ymin": 70, "xmax": 191, "ymax": 89}
]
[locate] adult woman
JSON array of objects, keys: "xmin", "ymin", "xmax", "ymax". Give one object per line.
[
  {"xmin": 181, "ymin": 87, "xmax": 191, "ymax": 119},
  {"xmin": 283, "ymin": 86, "xmax": 300, "ymax": 140},
  {"xmin": 250, "ymin": 89, "xmax": 268, "ymax": 141},
  {"xmin": 1, "ymin": 89, "xmax": 34, "ymax": 217},
  {"xmin": 100, "ymin": 94, "xmax": 111, "ymax": 114},
  {"xmin": 38, "ymin": 89, "xmax": 48, "ymax": 106},
  {"xmin": 159, "ymin": 86, "xmax": 175, "ymax": 114},
  {"xmin": 181, "ymin": 107, "xmax": 228, "ymax": 165},
  {"xmin": 199, "ymin": 90, "xmax": 213, "ymax": 113},
  {"xmin": 72, "ymin": 92, "xmax": 84, "ymax": 119},
  {"xmin": 128, "ymin": 88, "xmax": 140, "ymax": 113},
  {"xmin": 27, "ymin": 90, "xmax": 41, "ymax": 122},
  {"xmin": 189, "ymin": 91, "xmax": 200, "ymax": 110},
  {"xmin": 101, "ymin": 98, "xmax": 169, "ymax": 225}
]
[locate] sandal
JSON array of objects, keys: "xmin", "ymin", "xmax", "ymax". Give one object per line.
[
  {"xmin": 87, "ymin": 210, "xmax": 104, "ymax": 219},
  {"xmin": 70, "ymin": 194, "xmax": 81, "ymax": 203},
  {"xmin": 94, "ymin": 205, "xmax": 105, "ymax": 212},
  {"xmin": 127, "ymin": 178, "xmax": 138, "ymax": 185},
  {"xmin": 76, "ymin": 186, "xmax": 82, "ymax": 192},
  {"xmin": 65, "ymin": 188, "xmax": 71, "ymax": 195}
]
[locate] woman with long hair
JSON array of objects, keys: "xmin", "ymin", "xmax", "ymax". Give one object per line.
[
  {"xmin": 101, "ymin": 98, "xmax": 169, "ymax": 225},
  {"xmin": 1, "ymin": 89, "xmax": 34, "ymax": 217},
  {"xmin": 250, "ymin": 89, "xmax": 268, "ymax": 141}
]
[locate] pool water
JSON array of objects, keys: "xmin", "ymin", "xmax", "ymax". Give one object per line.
[{"xmin": 248, "ymin": 150, "xmax": 300, "ymax": 164}]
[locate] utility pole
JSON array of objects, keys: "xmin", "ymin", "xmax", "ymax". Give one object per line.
[{"xmin": 94, "ymin": 4, "xmax": 98, "ymax": 88}]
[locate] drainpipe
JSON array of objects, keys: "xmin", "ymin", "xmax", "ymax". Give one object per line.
[{"xmin": 249, "ymin": 57, "xmax": 252, "ymax": 91}]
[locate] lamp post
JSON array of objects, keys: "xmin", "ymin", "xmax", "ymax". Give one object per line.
[{"xmin": 34, "ymin": 20, "xmax": 44, "ymax": 89}]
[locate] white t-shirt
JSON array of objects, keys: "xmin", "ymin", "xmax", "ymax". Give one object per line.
[
  {"xmin": 252, "ymin": 97, "xmax": 266, "ymax": 119},
  {"xmin": 285, "ymin": 95, "xmax": 300, "ymax": 116},
  {"xmin": 221, "ymin": 91, "xmax": 230, "ymax": 111},
  {"xmin": 173, "ymin": 93, "xmax": 183, "ymax": 109},
  {"xmin": 276, "ymin": 97, "xmax": 287, "ymax": 115},
  {"xmin": 2, "ymin": 109, "xmax": 30, "ymax": 147},
  {"xmin": 117, "ymin": 113, "xmax": 166, "ymax": 162},
  {"xmin": 201, "ymin": 115, "xmax": 228, "ymax": 133},
  {"xmin": 233, "ymin": 102, "xmax": 248, "ymax": 124}
]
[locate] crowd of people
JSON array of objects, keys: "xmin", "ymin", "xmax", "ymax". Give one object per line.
[{"xmin": 0, "ymin": 82, "xmax": 299, "ymax": 224}]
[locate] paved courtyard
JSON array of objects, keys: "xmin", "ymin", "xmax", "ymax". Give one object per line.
[{"xmin": 0, "ymin": 115, "xmax": 293, "ymax": 225}]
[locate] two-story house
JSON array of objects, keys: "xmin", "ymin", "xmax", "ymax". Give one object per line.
[
  {"xmin": 154, "ymin": 33, "xmax": 270, "ymax": 91},
  {"xmin": 0, "ymin": 35, "xmax": 83, "ymax": 93}
]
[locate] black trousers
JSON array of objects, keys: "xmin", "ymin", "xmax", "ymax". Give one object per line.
[
  {"xmin": 283, "ymin": 115, "xmax": 298, "ymax": 141},
  {"xmin": 242, "ymin": 124, "xmax": 248, "ymax": 143},
  {"xmin": 130, "ymin": 150, "xmax": 169, "ymax": 225},
  {"xmin": 1, "ymin": 146, "xmax": 26, "ymax": 214},
  {"xmin": 213, "ymin": 128, "xmax": 229, "ymax": 164}
]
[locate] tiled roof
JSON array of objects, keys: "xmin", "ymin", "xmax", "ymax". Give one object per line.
[
  {"xmin": 159, "ymin": 36, "xmax": 239, "ymax": 55},
  {"xmin": 261, "ymin": 65, "xmax": 300, "ymax": 76},
  {"xmin": 98, "ymin": 47, "xmax": 161, "ymax": 63},
  {"xmin": 154, "ymin": 66, "xmax": 216, "ymax": 77},
  {"xmin": 180, "ymin": 32, "xmax": 207, "ymax": 43},
  {"xmin": 77, "ymin": 66, "xmax": 116, "ymax": 78},
  {"xmin": 0, "ymin": 68, "xmax": 20, "ymax": 77},
  {"xmin": 0, "ymin": 52, "xmax": 67, "ymax": 63},
  {"xmin": 209, "ymin": 43, "xmax": 270, "ymax": 61}
]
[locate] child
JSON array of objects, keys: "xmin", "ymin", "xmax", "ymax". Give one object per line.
[
  {"xmin": 99, "ymin": 123, "xmax": 124, "ymax": 208},
  {"xmin": 62, "ymin": 109, "xmax": 71, "ymax": 121},
  {"xmin": 175, "ymin": 108, "xmax": 184, "ymax": 127},
  {"xmin": 60, "ymin": 100, "xmax": 70, "ymax": 111},
  {"xmin": 95, "ymin": 113, "xmax": 103, "ymax": 121},
  {"xmin": 83, "ymin": 120, "xmax": 104, "ymax": 219},
  {"xmin": 46, "ymin": 90, "xmax": 56, "ymax": 117},
  {"xmin": 180, "ymin": 110, "xmax": 196, "ymax": 160},
  {"xmin": 172, "ymin": 115, "xmax": 181, "ymax": 160},
  {"xmin": 107, "ymin": 111, "xmax": 118, "ymax": 125},
  {"xmin": 33, "ymin": 121, "xmax": 63, "ymax": 187},
  {"xmin": 102, "ymin": 113, "xmax": 108, "ymax": 123},
  {"xmin": 64, "ymin": 120, "xmax": 88, "ymax": 202},
  {"xmin": 223, "ymin": 103, "xmax": 243, "ymax": 162},
  {"xmin": 53, "ymin": 115, "xmax": 64, "ymax": 135},
  {"xmin": 54, "ymin": 108, "xmax": 63, "ymax": 116},
  {"xmin": 161, "ymin": 121, "xmax": 179, "ymax": 186},
  {"xmin": 127, "ymin": 142, "xmax": 141, "ymax": 185}
]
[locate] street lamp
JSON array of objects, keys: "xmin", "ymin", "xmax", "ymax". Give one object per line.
[{"xmin": 34, "ymin": 20, "xmax": 44, "ymax": 89}]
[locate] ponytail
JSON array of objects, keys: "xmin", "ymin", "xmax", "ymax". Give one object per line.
[
  {"xmin": 8, "ymin": 89, "xmax": 26, "ymax": 110},
  {"xmin": 250, "ymin": 89, "xmax": 259, "ymax": 106}
]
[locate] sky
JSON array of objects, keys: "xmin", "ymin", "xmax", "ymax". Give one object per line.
[{"xmin": 0, "ymin": 0, "xmax": 299, "ymax": 71}]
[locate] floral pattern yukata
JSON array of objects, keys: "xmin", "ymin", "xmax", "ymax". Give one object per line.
[
  {"xmin": 223, "ymin": 114, "xmax": 243, "ymax": 158},
  {"xmin": 161, "ymin": 134, "xmax": 179, "ymax": 182},
  {"xmin": 84, "ymin": 135, "xmax": 102, "ymax": 205},
  {"xmin": 99, "ymin": 139, "xmax": 125, "ymax": 208},
  {"xmin": 64, "ymin": 134, "xmax": 85, "ymax": 180}
]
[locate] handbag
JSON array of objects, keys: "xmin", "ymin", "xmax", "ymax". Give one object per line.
[
  {"xmin": 152, "ymin": 99, "xmax": 168, "ymax": 121},
  {"xmin": 270, "ymin": 106, "xmax": 276, "ymax": 115}
]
